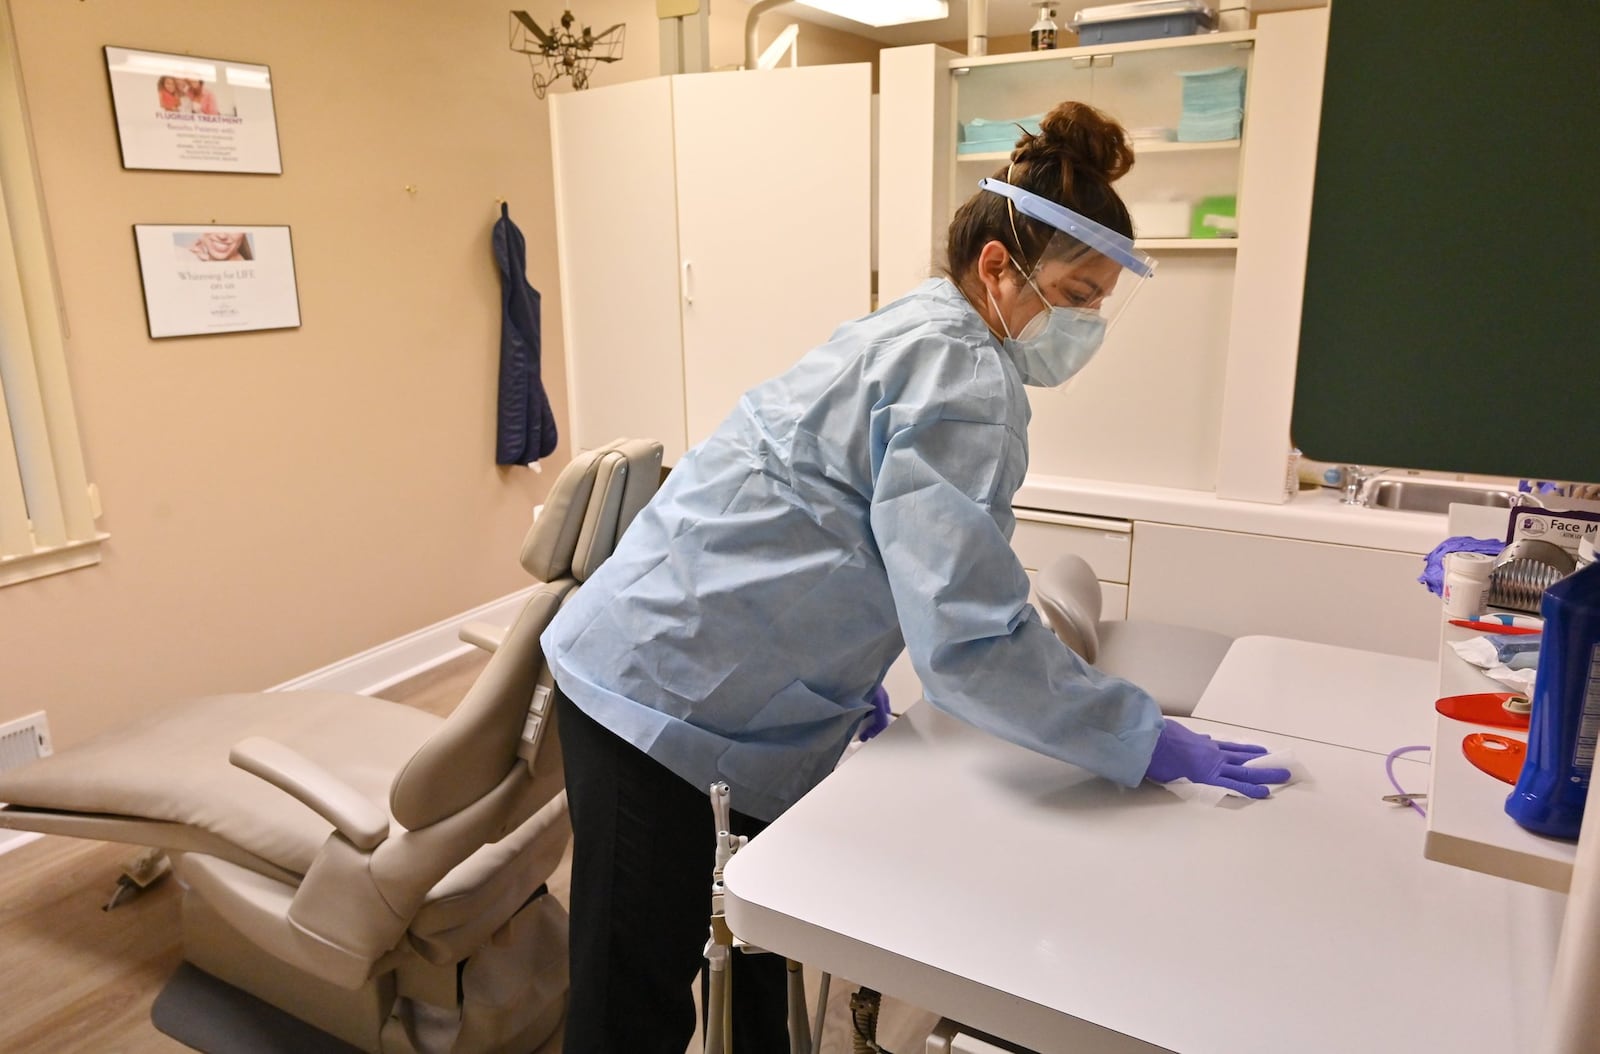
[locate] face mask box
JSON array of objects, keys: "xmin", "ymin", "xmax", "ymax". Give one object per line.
[{"xmin": 1506, "ymin": 503, "xmax": 1600, "ymax": 559}]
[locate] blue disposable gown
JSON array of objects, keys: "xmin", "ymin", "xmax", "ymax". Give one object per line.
[{"xmin": 542, "ymin": 278, "xmax": 1162, "ymax": 821}]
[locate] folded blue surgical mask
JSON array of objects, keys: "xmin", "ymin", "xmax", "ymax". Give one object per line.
[{"xmin": 990, "ymin": 266, "xmax": 1108, "ymax": 388}]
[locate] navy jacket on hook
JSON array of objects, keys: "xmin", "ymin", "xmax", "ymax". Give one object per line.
[{"xmin": 492, "ymin": 202, "xmax": 558, "ymax": 466}]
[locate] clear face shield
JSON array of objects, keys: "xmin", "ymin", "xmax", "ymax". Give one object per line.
[{"xmin": 978, "ymin": 177, "xmax": 1156, "ymax": 388}]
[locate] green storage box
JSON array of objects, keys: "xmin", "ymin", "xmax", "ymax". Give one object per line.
[{"xmin": 1190, "ymin": 195, "xmax": 1238, "ymax": 239}]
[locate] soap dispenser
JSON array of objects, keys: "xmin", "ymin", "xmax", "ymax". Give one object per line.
[{"xmin": 1030, "ymin": 4, "xmax": 1058, "ymax": 50}]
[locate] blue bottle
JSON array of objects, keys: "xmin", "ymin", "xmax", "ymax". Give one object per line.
[{"xmin": 1506, "ymin": 560, "xmax": 1600, "ymax": 839}]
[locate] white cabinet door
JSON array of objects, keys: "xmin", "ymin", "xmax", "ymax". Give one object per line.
[
  {"xmin": 671, "ymin": 65, "xmax": 873, "ymax": 449},
  {"xmin": 1128, "ymin": 522, "xmax": 1440, "ymax": 659},
  {"xmin": 551, "ymin": 79, "xmax": 688, "ymax": 460}
]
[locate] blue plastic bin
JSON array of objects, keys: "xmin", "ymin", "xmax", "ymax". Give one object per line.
[{"xmin": 1071, "ymin": 1, "xmax": 1215, "ymax": 44}]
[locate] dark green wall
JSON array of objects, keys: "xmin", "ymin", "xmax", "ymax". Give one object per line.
[{"xmin": 1293, "ymin": 1, "xmax": 1599, "ymax": 481}]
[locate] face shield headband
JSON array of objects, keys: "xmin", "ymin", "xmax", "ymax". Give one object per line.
[{"xmin": 977, "ymin": 176, "xmax": 1156, "ymax": 281}]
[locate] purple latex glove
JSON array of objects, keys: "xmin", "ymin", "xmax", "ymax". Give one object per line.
[
  {"xmin": 1144, "ymin": 720, "xmax": 1291, "ymax": 800},
  {"xmin": 858, "ymin": 685, "xmax": 892, "ymax": 741}
]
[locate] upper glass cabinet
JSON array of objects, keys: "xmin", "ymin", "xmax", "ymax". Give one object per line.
[{"xmin": 947, "ymin": 31, "xmax": 1256, "ymax": 246}]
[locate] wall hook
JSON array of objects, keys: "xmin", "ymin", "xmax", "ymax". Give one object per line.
[{"xmin": 403, "ymin": 184, "xmax": 418, "ymax": 195}]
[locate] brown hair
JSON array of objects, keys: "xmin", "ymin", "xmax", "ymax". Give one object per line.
[{"xmin": 945, "ymin": 100, "xmax": 1135, "ymax": 282}]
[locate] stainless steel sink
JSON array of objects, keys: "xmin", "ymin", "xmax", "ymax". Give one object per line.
[{"xmin": 1362, "ymin": 479, "xmax": 1517, "ymax": 514}]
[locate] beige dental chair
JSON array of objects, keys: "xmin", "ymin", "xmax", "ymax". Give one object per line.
[
  {"xmin": 0, "ymin": 437, "xmax": 665, "ymax": 1054},
  {"xmin": 1033, "ymin": 553, "xmax": 1234, "ymax": 717}
]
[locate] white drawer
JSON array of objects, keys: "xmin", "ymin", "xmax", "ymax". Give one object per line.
[{"xmin": 1011, "ymin": 510, "xmax": 1132, "ymax": 584}]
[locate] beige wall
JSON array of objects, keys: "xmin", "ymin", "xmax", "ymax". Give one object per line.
[{"xmin": 0, "ymin": 1, "xmax": 879, "ymax": 748}]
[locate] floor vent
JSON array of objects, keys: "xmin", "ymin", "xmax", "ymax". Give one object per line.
[{"xmin": 0, "ymin": 711, "xmax": 52, "ymax": 775}]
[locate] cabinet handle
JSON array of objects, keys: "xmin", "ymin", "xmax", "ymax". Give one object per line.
[{"xmin": 682, "ymin": 260, "xmax": 693, "ymax": 305}]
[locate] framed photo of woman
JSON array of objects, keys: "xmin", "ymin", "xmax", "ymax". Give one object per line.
[
  {"xmin": 104, "ymin": 46, "xmax": 283, "ymax": 173},
  {"xmin": 132, "ymin": 224, "xmax": 300, "ymax": 338}
]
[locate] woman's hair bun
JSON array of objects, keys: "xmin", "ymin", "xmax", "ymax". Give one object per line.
[{"xmin": 1012, "ymin": 100, "xmax": 1134, "ymax": 185}]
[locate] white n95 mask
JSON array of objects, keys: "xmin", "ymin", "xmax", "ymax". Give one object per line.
[{"xmin": 990, "ymin": 272, "xmax": 1108, "ymax": 388}]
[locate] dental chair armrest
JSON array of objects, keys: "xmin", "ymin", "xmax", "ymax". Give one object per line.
[
  {"xmin": 230, "ymin": 737, "xmax": 391, "ymax": 851},
  {"xmin": 458, "ymin": 620, "xmax": 506, "ymax": 654}
]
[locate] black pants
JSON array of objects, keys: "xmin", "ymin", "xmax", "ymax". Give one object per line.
[{"xmin": 556, "ymin": 689, "xmax": 789, "ymax": 1054}]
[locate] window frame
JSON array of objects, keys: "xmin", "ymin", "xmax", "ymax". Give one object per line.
[{"xmin": 0, "ymin": 6, "xmax": 104, "ymax": 587}]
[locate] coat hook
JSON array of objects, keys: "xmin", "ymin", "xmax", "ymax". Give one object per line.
[{"xmin": 403, "ymin": 184, "xmax": 418, "ymax": 195}]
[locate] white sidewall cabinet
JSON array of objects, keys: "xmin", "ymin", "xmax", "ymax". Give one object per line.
[{"xmin": 552, "ymin": 65, "xmax": 873, "ymax": 462}]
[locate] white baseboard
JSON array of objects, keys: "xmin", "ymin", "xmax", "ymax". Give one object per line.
[
  {"xmin": 270, "ymin": 585, "xmax": 536, "ymax": 696},
  {"xmin": 0, "ymin": 586, "xmax": 535, "ymax": 860}
]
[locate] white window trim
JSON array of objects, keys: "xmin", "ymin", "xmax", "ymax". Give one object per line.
[{"xmin": 0, "ymin": 4, "xmax": 105, "ymax": 587}]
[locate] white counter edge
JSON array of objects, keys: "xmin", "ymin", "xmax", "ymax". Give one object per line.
[{"xmin": 1015, "ymin": 473, "xmax": 1448, "ymax": 554}]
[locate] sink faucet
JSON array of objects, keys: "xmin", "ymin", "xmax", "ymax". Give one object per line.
[
  {"xmin": 1341, "ymin": 465, "xmax": 1396, "ymax": 505},
  {"xmin": 1341, "ymin": 465, "xmax": 1369, "ymax": 505}
]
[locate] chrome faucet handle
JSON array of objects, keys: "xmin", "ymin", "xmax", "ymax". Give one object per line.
[{"xmin": 1341, "ymin": 465, "xmax": 1366, "ymax": 505}]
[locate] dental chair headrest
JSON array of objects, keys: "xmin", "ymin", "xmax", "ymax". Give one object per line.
[
  {"xmin": 1035, "ymin": 554, "xmax": 1103, "ymax": 664},
  {"xmin": 519, "ymin": 439, "xmax": 663, "ymax": 583}
]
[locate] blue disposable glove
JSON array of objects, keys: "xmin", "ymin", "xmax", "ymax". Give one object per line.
[{"xmin": 1144, "ymin": 720, "xmax": 1291, "ymax": 800}]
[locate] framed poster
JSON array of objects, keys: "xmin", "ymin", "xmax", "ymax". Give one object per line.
[
  {"xmin": 133, "ymin": 225, "xmax": 301, "ymax": 338},
  {"xmin": 104, "ymin": 46, "xmax": 282, "ymax": 173}
]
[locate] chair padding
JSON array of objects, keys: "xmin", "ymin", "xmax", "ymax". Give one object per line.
[
  {"xmin": 1034, "ymin": 554, "xmax": 1104, "ymax": 662},
  {"xmin": 390, "ymin": 584, "xmax": 569, "ymax": 830},
  {"xmin": 1095, "ymin": 621, "xmax": 1233, "ymax": 718},
  {"xmin": 571, "ymin": 439, "xmax": 663, "ymax": 582},
  {"xmin": 0, "ymin": 692, "xmax": 438, "ymax": 875},
  {"xmin": 1032, "ymin": 553, "xmax": 1231, "ymax": 717},
  {"xmin": 407, "ymin": 791, "xmax": 571, "ymax": 965},
  {"xmin": 519, "ymin": 446, "xmax": 606, "ymax": 582},
  {"xmin": 520, "ymin": 439, "xmax": 664, "ymax": 584}
]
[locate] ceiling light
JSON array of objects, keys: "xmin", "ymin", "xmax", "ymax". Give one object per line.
[{"xmin": 792, "ymin": 0, "xmax": 950, "ymax": 28}]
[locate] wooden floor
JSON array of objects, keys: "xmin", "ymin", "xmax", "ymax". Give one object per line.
[{"xmin": 0, "ymin": 652, "xmax": 940, "ymax": 1053}]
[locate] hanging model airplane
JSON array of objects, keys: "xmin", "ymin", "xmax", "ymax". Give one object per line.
[{"xmin": 509, "ymin": 10, "xmax": 626, "ymax": 97}]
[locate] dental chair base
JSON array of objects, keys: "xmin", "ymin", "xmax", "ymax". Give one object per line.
[{"xmin": 180, "ymin": 871, "xmax": 569, "ymax": 1054}]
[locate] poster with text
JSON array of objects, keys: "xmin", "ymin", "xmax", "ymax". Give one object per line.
[
  {"xmin": 134, "ymin": 225, "xmax": 300, "ymax": 338},
  {"xmin": 105, "ymin": 46, "xmax": 282, "ymax": 173}
]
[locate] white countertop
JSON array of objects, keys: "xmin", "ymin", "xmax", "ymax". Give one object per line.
[
  {"xmin": 724, "ymin": 703, "xmax": 1564, "ymax": 1054},
  {"xmin": 1423, "ymin": 622, "xmax": 1577, "ymax": 892},
  {"xmin": 1193, "ymin": 635, "xmax": 1438, "ymax": 755},
  {"xmin": 1419, "ymin": 503, "xmax": 1576, "ymax": 890},
  {"xmin": 1014, "ymin": 473, "xmax": 1450, "ymax": 554}
]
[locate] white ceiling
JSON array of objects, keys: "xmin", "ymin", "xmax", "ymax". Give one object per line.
[{"xmin": 747, "ymin": 0, "xmax": 1326, "ymax": 47}]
